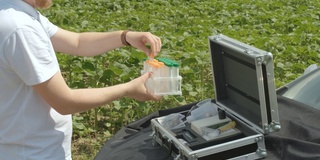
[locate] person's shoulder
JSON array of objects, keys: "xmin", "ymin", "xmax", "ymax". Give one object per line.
[
  {"xmin": 0, "ymin": 8, "xmax": 19, "ymax": 39},
  {"xmin": 0, "ymin": 8, "xmax": 39, "ymax": 38}
]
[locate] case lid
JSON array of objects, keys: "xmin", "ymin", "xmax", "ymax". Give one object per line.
[{"xmin": 208, "ymin": 34, "xmax": 280, "ymax": 134}]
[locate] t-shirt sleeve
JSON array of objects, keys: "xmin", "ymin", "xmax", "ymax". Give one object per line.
[
  {"xmin": 39, "ymin": 14, "xmax": 58, "ymax": 37},
  {"xmin": 5, "ymin": 25, "xmax": 60, "ymax": 86}
]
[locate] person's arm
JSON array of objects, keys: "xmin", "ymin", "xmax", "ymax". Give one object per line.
[
  {"xmin": 33, "ymin": 71, "xmax": 159, "ymax": 115},
  {"xmin": 51, "ymin": 28, "xmax": 161, "ymax": 57}
]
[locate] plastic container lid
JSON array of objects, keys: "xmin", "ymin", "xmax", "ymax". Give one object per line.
[
  {"xmin": 144, "ymin": 58, "xmax": 180, "ymax": 67},
  {"xmin": 156, "ymin": 57, "xmax": 180, "ymax": 67}
]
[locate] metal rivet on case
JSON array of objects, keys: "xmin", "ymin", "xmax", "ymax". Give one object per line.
[
  {"xmin": 213, "ymin": 35, "xmax": 221, "ymax": 40},
  {"xmin": 191, "ymin": 154, "xmax": 197, "ymax": 159},
  {"xmin": 244, "ymin": 49, "xmax": 252, "ymax": 54},
  {"xmin": 261, "ymin": 151, "xmax": 267, "ymax": 157}
]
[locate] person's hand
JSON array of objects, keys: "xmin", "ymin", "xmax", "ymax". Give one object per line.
[
  {"xmin": 126, "ymin": 72, "xmax": 162, "ymax": 101},
  {"xmin": 125, "ymin": 31, "xmax": 162, "ymax": 57}
]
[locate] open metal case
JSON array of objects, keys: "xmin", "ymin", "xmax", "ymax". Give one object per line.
[{"xmin": 151, "ymin": 34, "xmax": 281, "ymax": 160}]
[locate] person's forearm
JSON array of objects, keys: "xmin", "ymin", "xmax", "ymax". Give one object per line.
[
  {"xmin": 76, "ymin": 31, "xmax": 125, "ymax": 56},
  {"xmin": 51, "ymin": 29, "xmax": 126, "ymax": 56},
  {"xmin": 54, "ymin": 82, "xmax": 130, "ymax": 115},
  {"xmin": 33, "ymin": 72, "xmax": 132, "ymax": 115},
  {"xmin": 34, "ymin": 72, "xmax": 158, "ymax": 115}
]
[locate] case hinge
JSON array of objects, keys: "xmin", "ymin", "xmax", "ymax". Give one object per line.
[
  {"xmin": 270, "ymin": 121, "xmax": 281, "ymax": 132},
  {"xmin": 263, "ymin": 121, "xmax": 281, "ymax": 133}
]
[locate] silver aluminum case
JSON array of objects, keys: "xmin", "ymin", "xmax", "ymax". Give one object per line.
[
  {"xmin": 151, "ymin": 34, "xmax": 280, "ymax": 160},
  {"xmin": 210, "ymin": 34, "xmax": 280, "ymax": 134},
  {"xmin": 151, "ymin": 116, "xmax": 267, "ymax": 160}
]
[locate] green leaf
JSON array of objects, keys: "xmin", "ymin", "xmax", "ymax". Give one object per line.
[{"xmin": 82, "ymin": 61, "xmax": 95, "ymax": 71}]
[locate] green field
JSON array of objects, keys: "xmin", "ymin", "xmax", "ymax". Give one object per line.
[{"xmin": 40, "ymin": 0, "xmax": 320, "ymax": 159}]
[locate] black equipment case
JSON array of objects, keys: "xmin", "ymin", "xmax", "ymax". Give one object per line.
[{"xmin": 151, "ymin": 34, "xmax": 281, "ymax": 160}]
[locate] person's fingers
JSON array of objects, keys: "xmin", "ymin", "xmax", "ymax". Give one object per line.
[
  {"xmin": 142, "ymin": 71, "xmax": 153, "ymax": 80},
  {"xmin": 154, "ymin": 36, "xmax": 161, "ymax": 56},
  {"xmin": 133, "ymin": 41, "xmax": 150, "ymax": 56},
  {"xmin": 141, "ymin": 33, "xmax": 161, "ymax": 57},
  {"xmin": 126, "ymin": 32, "xmax": 161, "ymax": 57},
  {"xmin": 149, "ymin": 35, "xmax": 161, "ymax": 57},
  {"xmin": 141, "ymin": 72, "xmax": 162, "ymax": 101},
  {"xmin": 145, "ymin": 91, "xmax": 162, "ymax": 101},
  {"xmin": 152, "ymin": 95, "xmax": 162, "ymax": 101},
  {"xmin": 143, "ymin": 35, "xmax": 155, "ymax": 56}
]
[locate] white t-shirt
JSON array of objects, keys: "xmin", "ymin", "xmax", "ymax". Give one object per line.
[{"xmin": 0, "ymin": 0, "xmax": 72, "ymax": 159}]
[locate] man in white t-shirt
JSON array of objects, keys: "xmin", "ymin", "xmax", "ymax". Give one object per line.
[{"xmin": 0, "ymin": 0, "xmax": 162, "ymax": 159}]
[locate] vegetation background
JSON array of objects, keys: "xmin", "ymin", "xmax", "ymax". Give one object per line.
[{"xmin": 40, "ymin": 0, "xmax": 320, "ymax": 159}]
